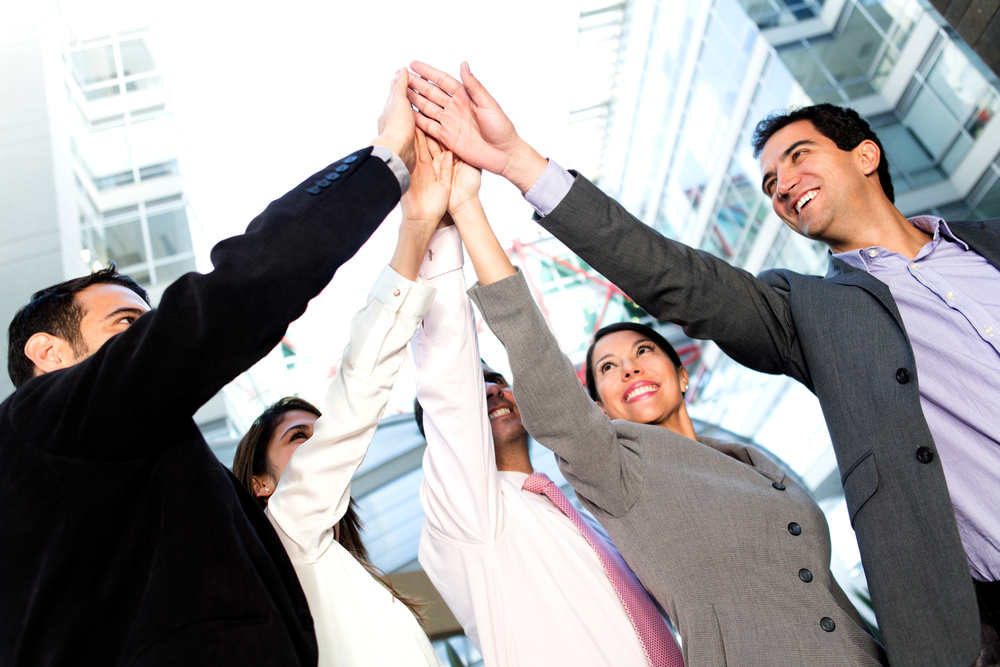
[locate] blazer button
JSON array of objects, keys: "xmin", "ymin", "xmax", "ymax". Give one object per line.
[
  {"xmin": 788, "ymin": 522, "xmax": 802, "ymax": 536},
  {"xmin": 896, "ymin": 368, "xmax": 910, "ymax": 384},
  {"xmin": 772, "ymin": 482, "xmax": 786, "ymax": 491},
  {"xmin": 306, "ymin": 186, "xmax": 322, "ymax": 195},
  {"xmin": 316, "ymin": 178, "xmax": 331, "ymax": 187},
  {"xmin": 799, "ymin": 568, "xmax": 813, "ymax": 583},
  {"xmin": 344, "ymin": 155, "xmax": 358, "ymax": 163},
  {"xmin": 325, "ymin": 172, "xmax": 341, "ymax": 181},
  {"xmin": 335, "ymin": 164, "xmax": 350, "ymax": 173},
  {"xmin": 916, "ymin": 447, "xmax": 934, "ymax": 464},
  {"xmin": 299, "ymin": 612, "xmax": 314, "ymax": 630},
  {"xmin": 820, "ymin": 617, "xmax": 836, "ymax": 632}
]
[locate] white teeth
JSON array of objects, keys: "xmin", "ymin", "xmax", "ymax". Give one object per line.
[
  {"xmin": 489, "ymin": 408, "xmax": 511, "ymax": 421},
  {"xmin": 625, "ymin": 385, "xmax": 658, "ymax": 402},
  {"xmin": 795, "ymin": 190, "xmax": 817, "ymax": 213}
]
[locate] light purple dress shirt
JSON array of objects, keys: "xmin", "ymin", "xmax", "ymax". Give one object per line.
[{"xmin": 526, "ymin": 163, "xmax": 1000, "ymax": 582}]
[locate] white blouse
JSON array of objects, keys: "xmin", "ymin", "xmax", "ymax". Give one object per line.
[{"xmin": 266, "ymin": 265, "xmax": 442, "ymax": 667}]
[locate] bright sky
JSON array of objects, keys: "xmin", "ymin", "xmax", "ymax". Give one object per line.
[{"xmin": 142, "ymin": 0, "xmax": 588, "ymax": 368}]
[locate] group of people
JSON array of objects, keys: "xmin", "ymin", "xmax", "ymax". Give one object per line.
[{"xmin": 1, "ymin": 60, "xmax": 997, "ymax": 667}]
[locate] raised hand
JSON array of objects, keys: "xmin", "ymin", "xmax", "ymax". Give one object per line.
[
  {"xmin": 408, "ymin": 61, "xmax": 547, "ymax": 194},
  {"xmin": 391, "ymin": 128, "xmax": 454, "ymax": 281},
  {"xmin": 423, "ymin": 130, "xmax": 483, "ymax": 216},
  {"xmin": 372, "ymin": 68, "xmax": 417, "ymax": 172}
]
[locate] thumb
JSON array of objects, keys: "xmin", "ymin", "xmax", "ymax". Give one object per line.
[{"xmin": 460, "ymin": 62, "xmax": 496, "ymax": 109}]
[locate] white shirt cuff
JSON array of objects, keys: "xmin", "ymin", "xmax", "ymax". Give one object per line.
[{"xmin": 524, "ymin": 159, "xmax": 574, "ymax": 217}]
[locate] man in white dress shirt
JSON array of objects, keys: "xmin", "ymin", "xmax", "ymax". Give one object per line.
[{"xmin": 411, "ymin": 164, "xmax": 658, "ymax": 666}]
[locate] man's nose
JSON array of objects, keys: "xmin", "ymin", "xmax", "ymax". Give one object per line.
[{"xmin": 485, "ymin": 382, "xmax": 500, "ymax": 399}]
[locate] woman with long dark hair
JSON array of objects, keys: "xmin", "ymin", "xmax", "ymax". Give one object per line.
[{"xmin": 232, "ymin": 129, "xmax": 452, "ymax": 667}]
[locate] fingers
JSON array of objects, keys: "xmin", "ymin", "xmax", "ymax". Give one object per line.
[
  {"xmin": 414, "ymin": 126, "xmax": 432, "ymax": 164},
  {"xmin": 407, "ymin": 89, "xmax": 443, "ymax": 121},
  {"xmin": 438, "ymin": 151, "xmax": 454, "ymax": 187},
  {"xmin": 425, "ymin": 131, "xmax": 443, "ymax": 158},
  {"xmin": 460, "ymin": 62, "xmax": 497, "ymax": 108},
  {"xmin": 407, "ymin": 73, "xmax": 454, "ymax": 109},
  {"xmin": 414, "ymin": 112, "xmax": 443, "ymax": 141},
  {"xmin": 410, "ymin": 60, "xmax": 463, "ymax": 96}
]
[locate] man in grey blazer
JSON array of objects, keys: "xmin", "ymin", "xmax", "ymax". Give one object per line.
[{"xmin": 405, "ymin": 61, "xmax": 999, "ymax": 667}]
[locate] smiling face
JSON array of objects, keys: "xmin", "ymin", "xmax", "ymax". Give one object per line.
[
  {"xmin": 758, "ymin": 120, "xmax": 881, "ymax": 250},
  {"xmin": 591, "ymin": 330, "xmax": 690, "ymax": 432},
  {"xmin": 482, "ymin": 364, "xmax": 527, "ymax": 448}
]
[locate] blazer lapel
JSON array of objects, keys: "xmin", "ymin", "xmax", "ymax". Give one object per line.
[
  {"xmin": 948, "ymin": 219, "xmax": 1000, "ymax": 268},
  {"xmin": 824, "ymin": 256, "xmax": 907, "ymax": 334}
]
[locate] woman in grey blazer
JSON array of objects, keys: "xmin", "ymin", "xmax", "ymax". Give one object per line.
[{"xmin": 448, "ymin": 166, "xmax": 887, "ymax": 666}]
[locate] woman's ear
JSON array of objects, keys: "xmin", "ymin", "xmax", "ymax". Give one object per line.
[
  {"xmin": 595, "ymin": 400, "xmax": 609, "ymax": 418},
  {"xmin": 678, "ymin": 367, "xmax": 690, "ymax": 394},
  {"xmin": 252, "ymin": 476, "xmax": 274, "ymax": 499}
]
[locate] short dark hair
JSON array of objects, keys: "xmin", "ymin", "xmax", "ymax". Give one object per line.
[
  {"xmin": 751, "ymin": 103, "xmax": 894, "ymax": 203},
  {"xmin": 413, "ymin": 359, "xmax": 502, "ymax": 437},
  {"xmin": 584, "ymin": 322, "xmax": 683, "ymax": 401},
  {"xmin": 7, "ymin": 264, "xmax": 149, "ymax": 388}
]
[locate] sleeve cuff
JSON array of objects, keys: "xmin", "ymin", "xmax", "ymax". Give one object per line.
[
  {"xmin": 371, "ymin": 264, "xmax": 437, "ymax": 319},
  {"xmin": 524, "ymin": 159, "xmax": 574, "ymax": 217},
  {"xmin": 419, "ymin": 225, "xmax": 465, "ymax": 280},
  {"xmin": 371, "ymin": 145, "xmax": 411, "ymax": 196}
]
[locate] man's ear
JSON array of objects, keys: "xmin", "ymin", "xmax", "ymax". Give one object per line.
[
  {"xmin": 857, "ymin": 139, "xmax": 881, "ymax": 177},
  {"xmin": 23, "ymin": 333, "xmax": 76, "ymax": 377}
]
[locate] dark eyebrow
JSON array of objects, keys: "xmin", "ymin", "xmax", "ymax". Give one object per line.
[
  {"xmin": 761, "ymin": 139, "xmax": 816, "ymax": 194},
  {"xmin": 595, "ymin": 338, "xmax": 657, "ymax": 370},
  {"xmin": 103, "ymin": 306, "xmax": 147, "ymax": 322},
  {"xmin": 281, "ymin": 423, "xmax": 311, "ymax": 441}
]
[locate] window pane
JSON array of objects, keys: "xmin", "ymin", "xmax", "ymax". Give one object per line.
[
  {"xmin": 104, "ymin": 220, "xmax": 146, "ymax": 267},
  {"xmin": 69, "ymin": 45, "xmax": 116, "ymax": 86},
  {"xmin": 780, "ymin": 49, "xmax": 832, "ymax": 93},
  {"xmin": 941, "ymin": 132, "xmax": 973, "ymax": 175},
  {"xmin": 119, "ymin": 39, "xmax": 156, "ymax": 77},
  {"xmin": 154, "ymin": 257, "xmax": 197, "ymax": 284},
  {"xmin": 903, "ymin": 86, "xmax": 960, "ymax": 159},
  {"xmin": 83, "ymin": 85, "xmax": 120, "ymax": 101},
  {"xmin": 147, "ymin": 208, "xmax": 192, "ymax": 259},
  {"xmin": 926, "ymin": 40, "xmax": 988, "ymax": 125},
  {"xmin": 126, "ymin": 76, "xmax": 163, "ymax": 93}
]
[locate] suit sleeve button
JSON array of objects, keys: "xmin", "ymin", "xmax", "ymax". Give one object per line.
[
  {"xmin": 916, "ymin": 447, "xmax": 934, "ymax": 464},
  {"xmin": 316, "ymin": 179, "xmax": 331, "ymax": 187},
  {"xmin": 325, "ymin": 172, "xmax": 341, "ymax": 181},
  {"xmin": 820, "ymin": 617, "xmax": 836, "ymax": 632},
  {"xmin": 896, "ymin": 368, "xmax": 910, "ymax": 384},
  {"xmin": 772, "ymin": 482, "xmax": 786, "ymax": 491},
  {"xmin": 344, "ymin": 155, "xmax": 358, "ymax": 163},
  {"xmin": 299, "ymin": 612, "xmax": 314, "ymax": 630},
  {"xmin": 788, "ymin": 522, "xmax": 802, "ymax": 536},
  {"xmin": 335, "ymin": 164, "xmax": 350, "ymax": 173},
  {"xmin": 306, "ymin": 186, "xmax": 322, "ymax": 195},
  {"xmin": 798, "ymin": 569, "xmax": 813, "ymax": 582}
]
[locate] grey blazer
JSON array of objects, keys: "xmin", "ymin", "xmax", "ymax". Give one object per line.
[
  {"xmin": 529, "ymin": 173, "xmax": 998, "ymax": 667},
  {"xmin": 470, "ymin": 270, "xmax": 886, "ymax": 667}
]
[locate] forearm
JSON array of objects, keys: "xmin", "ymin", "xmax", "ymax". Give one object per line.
[
  {"xmin": 268, "ymin": 265, "xmax": 436, "ymax": 552},
  {"xmin": 413, "ymin": 226, "xmax": 502, "ymax": 544},
  {"xmin": 450, "ymin": 197, "xmax": 515, "ymax": 285},
  {"xmin": 536, "ymin": 173, "xmax": 801, "ymax": 378},
  {"xmin": 500, "ymin": 140, "xmax": 548, "ymax": 195},
  {"xmin": 15, "ymin": 149, "xmax": 401, "ymax": 458}
]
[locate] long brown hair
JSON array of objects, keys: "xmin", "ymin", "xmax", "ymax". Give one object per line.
[{"xmin": 233, "ymin": 396, "xmax": 425, "ymax": 622}]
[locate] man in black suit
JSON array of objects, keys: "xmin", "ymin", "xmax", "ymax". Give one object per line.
[{"xmin": 0, "ymin": 68, "xmax": 416, "ymax": 666}]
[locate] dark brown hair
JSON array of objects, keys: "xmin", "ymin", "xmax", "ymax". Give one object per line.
[{"xmin": 233, "ymin": 396, "xmax": 425, "ymax": 622}]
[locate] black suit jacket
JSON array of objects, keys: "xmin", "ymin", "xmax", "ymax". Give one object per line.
[
  {"xmin": 0, "ymin": 147, "xmax": 400, "ymax": 666},
  {"xmin": 536, "ymin": 173, "xmax": 999, "ymax": 667}
]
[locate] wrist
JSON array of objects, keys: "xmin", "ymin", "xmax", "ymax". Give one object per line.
[
  {"xmin": 500, "ymin": 140, "xmax": 547, "ymax": 195},
  {"xmin": 371, "ymin": 135, "xmax": 415, "ymax": 172},
  {"xmin": 449, "ymin": 195, "xmax": 482, "ymax": 219}
]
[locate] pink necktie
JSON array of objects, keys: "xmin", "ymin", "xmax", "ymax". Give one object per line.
[{"xmin": 523, "ymin": 472, "xmax": 684, "ymax": 667}]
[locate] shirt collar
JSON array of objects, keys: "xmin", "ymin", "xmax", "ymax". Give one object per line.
[{"xmin": 830, "ymin": 215, "xmax": 969, "ymax": 271}]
